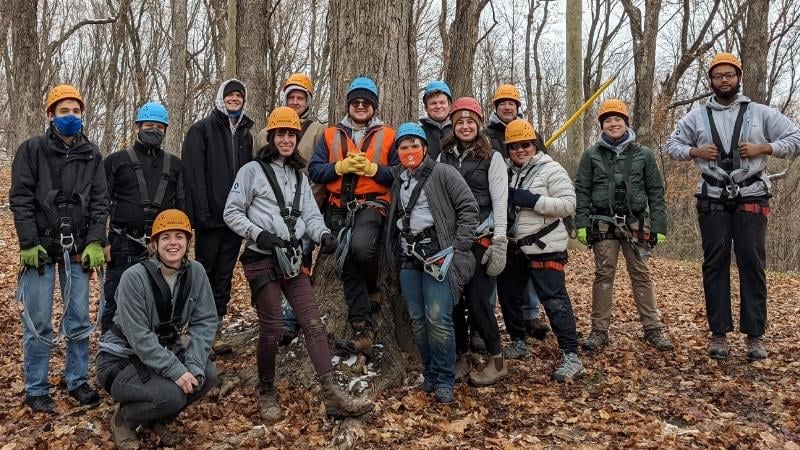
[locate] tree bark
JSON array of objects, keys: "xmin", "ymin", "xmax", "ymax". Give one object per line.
[
  {"xmin": 442, "ymin": 0, "xmax": 490, "ymax": 99},
  {"xmin": 224, "ymin": 0, "xmax": 237, "ymax": 79},
  {"xmin": 9, "ymin": 0, "xmax": 42, "ymax": 156},
  {"xmin": 166, "ymin": 0, "xmax": 189, "ymax": 155},
  {"xmin": 236, "ymin": 0, "xmax": 269, "ymax": 129},
  {"xmin": 741, "ymin": 0, "xmax": 769, "ymax": 104},
  {"xmin": 565, "ymin": 0, "xmax": 583, "ymax": 176}
]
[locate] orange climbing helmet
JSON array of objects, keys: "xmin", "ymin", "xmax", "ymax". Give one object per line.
[
  {"xmin": 504, "ymin": 119, "xmax": 537, "ymax": 144},
  {"xmin": 267, "ymin": 106, "xmax": 302, "ymax": 132},
  {"xmin": 284, "ymin": 73, "xmax": 314, "ymax": 94},
  {"xmin": 597, "ymin": 99, "xmax": 629, "ymax": 123},
  {"xmin": 45, "ymin": 84, "xmax": 84, "ymax": 114},
  {"xmin": 708, "ymin": 52, "xmax": 742, "ymax": 77},
  {"xmin": 492, "ymin": 84, "xmax": 521, "ymax": 106},
  {"xmin": 151, "ymin": 209, "xmax": 193, "ymax": 240}
]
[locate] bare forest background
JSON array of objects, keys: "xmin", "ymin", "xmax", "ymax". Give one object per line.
[{"xmin": 1, "ymin": 0, "xmax": 799, "ymax": 272}]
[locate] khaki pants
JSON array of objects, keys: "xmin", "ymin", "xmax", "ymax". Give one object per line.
[{"xmin": 591, "ymin": 238, "xmax": 662, "ymax": 332}]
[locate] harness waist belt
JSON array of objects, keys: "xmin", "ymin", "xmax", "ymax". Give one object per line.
[{"xmin": 702, "ymin": 172, "xmax": 763, "ymax": 188}]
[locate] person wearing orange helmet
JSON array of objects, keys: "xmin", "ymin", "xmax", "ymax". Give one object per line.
[
  {"xmin": 666, "ymin": 52, "xmax": 800, "ymax": 360},
  {"xmin": 224, "ymin": 107, "xmax": 374, "ymax": 422},
  {"xmin": 95, "ymin": 209, "xmax": 218, "ymax": 448},
  {"xmin": 575, "ymin": 99, "xmax": 673, "ymax": 354},
  {"xmin": 10, "ymin": 84, "xmax": 108, "ymax": 413},
  {"xmin": 484, "ymin": 84, "xmax": 526, "ymax": 157},
  {"xmin": 437, "ymin": 97, "xmax": 509, "ymax": 386}
]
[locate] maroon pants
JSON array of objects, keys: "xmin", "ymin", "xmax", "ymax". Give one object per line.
[{"xmin": 243, "ymin": 258, "xmax": 334, "ymax": 382}]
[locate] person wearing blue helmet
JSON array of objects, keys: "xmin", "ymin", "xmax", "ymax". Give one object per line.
[
  {"xmin": 420, "ymin": 80, "xmax": 453, "ymax": 160},
  {"xmin": 309, "ymin": 75, "xmax": 399, "ymax": 357},
  {"xmin": 101, "ymin": 101, "xmax": 185, "ymax": 334},
  {"xmin": 386, "ymin": 123, "xmax": 478, "ymax": 404}
]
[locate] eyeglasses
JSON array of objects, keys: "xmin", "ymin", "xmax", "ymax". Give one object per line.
[
  {"xmin": 711, "ymin": 72, "xmax": 738, "ymax": 81},
  {"xmin": 349, "ymin": 99, "xmax": 373, "ymax": 108},
  {"xmin": 508, "ymin": 142, "xmax": 534, "ymax": 151}
]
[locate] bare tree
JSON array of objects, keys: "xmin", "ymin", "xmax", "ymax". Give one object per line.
[
  {"xmin": 8, "ymin": 0, "xmax": 43, "ymax": 156},
  {"xmin": 167, "ymin": 0, "xmax": 189, "ymax": 154},
  {"xmin": 442, "ymin": 0, "xmax": 493, "ymax": 98},
  {"xmin": 564, "ymin": 0, "xmax": 583, "ymax": 175},
  {"xmin": 741, "ymin": 0, "xmax": 769, "ymax": 103}
]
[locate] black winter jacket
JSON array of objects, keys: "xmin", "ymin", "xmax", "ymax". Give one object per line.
[
  {"xmin": 420, "ymin": 117, "xmax": 452, "ymax": 161},
  {"xmin": 10, "ymin": 128, "xmax": 109, "ymax": 255},
  {"xmin": 104, "ymin": 141, "xmax": 184, "ymax": 231},
  {"xmin": 181, "ymin": 109, "xmax": 254, "ymax": 228}
]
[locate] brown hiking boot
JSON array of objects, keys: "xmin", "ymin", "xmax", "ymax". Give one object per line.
[
  {"xmin": 337, "ymin": 321, "xmax": 375, "ymax": 357},
  {"xmin": 212, "ymin": 327, "xmax": 233, "ymax": 355},
  {"xmin": 644, "ymin": 328, "xmax": 675, "ymax": 352},
  {"xmin": 468, "ymin": 356, "xmax": 508, "ymax": 386},
  {"xmin": 708, "ymin": 333, "xmax": 730, "ymax": 359},
  {"xmin": 581, "ymin": 329, "xmax": 609, "ymax": 352},
  {"xmin": 525, "ymin": 317, "xmax": 551, "ymax": 340},
  {"xmin": 319, "ymin": 373, "xmax": 374, "ymax": 418},
  {"xmin": 746, "ymin": 336, "xmax": 767, "ymax": 361},
  {"xmin": 455, "ymin": 353, "xmax": 472, "ymax": 381},
  {"xmin": 110, "ymin": 406, "xmax": 140, "ymax": 450},
  {"xmin": 258, "ymin": 379, "xmax": 283, "ymax": 423}
]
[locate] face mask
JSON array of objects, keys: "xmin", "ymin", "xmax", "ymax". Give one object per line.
[
  {"xmin": 138, "ymin": 128, "xmax": 165, "ymax": 148},
  {"xmin": 227, "ymin": 108, "xmax": 242, "ymax": 118},
  {"xmin": 53, "ymin": 115, "xmax": 83, "ymax": 137},
  {"xmin": 399, "ymin": 147, "xmax": 425, "ymax": 170}
]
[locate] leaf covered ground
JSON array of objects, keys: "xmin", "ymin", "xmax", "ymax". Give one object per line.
[{"xmin": 0, "ymin": 164, "xmax": 799, "ymax": 448}]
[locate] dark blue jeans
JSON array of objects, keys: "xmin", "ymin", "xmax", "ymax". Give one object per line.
[{"xmin": 400, "ymin": 268, "xmax": 456, "ymax": 389}]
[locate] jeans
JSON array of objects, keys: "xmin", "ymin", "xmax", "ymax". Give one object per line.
[
  {"xmin": 18, "ymin": 261, "xmax": 92, "ymax": 396},
  {"xmin": 400, "ymin": 268, "xmax": 456, "ymax": 389}
]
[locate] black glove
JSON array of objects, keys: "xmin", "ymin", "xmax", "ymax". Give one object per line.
[
  {"xmin": 509, "ymin": 187, "xmax": 541, "ymax": 208},
  {"xmin": 256, "ymin": 230, "xmax": 284, "ymax": 251},
  {"xmin": 320, "ymin": 233, "xmax": 338, "ymax": 254}
]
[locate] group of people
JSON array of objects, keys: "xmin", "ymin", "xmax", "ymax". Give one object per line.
[{"xmin": 10, "ymin": 51, "xmax": 800, "ymax": 447}]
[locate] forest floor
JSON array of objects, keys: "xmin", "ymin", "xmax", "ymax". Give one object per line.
[{"xmin": 0, "ymin": 165, "xmax": 799, "ymax": 449}]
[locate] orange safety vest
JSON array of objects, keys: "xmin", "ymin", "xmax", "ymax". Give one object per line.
[{"xmin": 324, "ymin": 125, "xmax": 395, "ymax": 207}]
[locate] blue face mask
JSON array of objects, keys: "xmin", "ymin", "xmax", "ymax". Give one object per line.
[
  {"xmin": 53, "ymin": 114, "xmax": 83, "ymax": 137},
  {"xmin": 227, "ymin": 108, "xmax": 242, "ymax": 118}
]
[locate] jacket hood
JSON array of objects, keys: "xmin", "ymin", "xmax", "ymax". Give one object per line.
[
  {"xmin": 215, "ymin": 78, "xmax": 248, "ymax": 121},
  {"xmin": 510, "ymin": 151, "xmax": 553, "ymax": 174},
  {"xmin": 420, "ymin": 115, "xmax": 452, "ymax": 130},
  {"xmin": 597, "ymin": 128, "xmax": 637, "ymax": 152},
  {"xmin": 281, "ymin": 86, "xmax": 312, "ymax": 120},
  {"xmin": 487, "ymin": 111, "xmax": 523, "ymax": 130},
  {"xmin": 705, "ymin": 93, "xmax": 751, "ymax": 111},
  {"xmin": 341, "ymin": 114, "xmax": 384, "ymax": 131}
]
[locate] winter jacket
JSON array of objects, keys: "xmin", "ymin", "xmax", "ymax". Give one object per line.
[
  {"xmin": 574, "ymin": 130, "xmax": 667, "ymax": 234},
  {"xmin": 182, "ymin": 79, "xmax": 254, "ymax": 228},
  {"xmin": 420, "ymin": 116, "xmax": 452, "ymax": 160},
  {"xmin": 438, "ymin": 134, "xmax": 508, "ymax": 238},
  {"xmin": 10, "ymin": 128, "xmax": 108, "ymax": 255},
  {"xmin": 665, "ymin": 94, "xmax": 800, "ymax": 199},
  {"xmin": 484, "ymin": 112, "xmax": 510, "ymax": 158},
  {"xmin": 308, "ymin": 115, "xmax": 399, "ymax": 207},
  {"xmin": 97, "ymin": 259, "xmax": 217, "ymax": 381},
  {"xmin": 254, "ymin": 118, "xmax": 328, "ymax": 207},
  {"xmin": 509, "ymin": 152, "xmax": 575, "ymax": 256},
  {"xmin": 386, "ymin": 156, "xmax": 479, "ymax": 300},
  {"xmin": 104, "ymin": 141, "xmax": 184, "ymax": 231},
  {"xmin": 223, "ymin": 159, "xmax": 330, "ymax": 254}
]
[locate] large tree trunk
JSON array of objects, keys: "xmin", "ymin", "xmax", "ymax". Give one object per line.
[
  {"xmin": 442, "ymin": 0, "xmax": 490, "ymax": 99},
  {"xmin": 236, "ymin": 0, "xmax": 269, "ymax": 129},
  {"xmin": 741, "ymin": 0, "xmax": 769, "ymax": 104},
  {"xmin": 224, "ymin": 0, "xmax": 237, "ymax": 79},
  {"xmin": 564, "ymin": 0, "xmax": 584, "ymax": 176},
  {"xmin": 9, "ymin": 0, "xmax": 42, "ymax": 156},
  {"xmin": 166, "ymin": 0, "xmax": 188, "ymax": 155}
]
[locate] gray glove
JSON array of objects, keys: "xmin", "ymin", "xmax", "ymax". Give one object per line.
[{"xmin": 481, "ymin": 235, "xmax": 508, "ymax": 277}]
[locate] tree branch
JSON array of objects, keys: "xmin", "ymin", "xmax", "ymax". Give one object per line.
[
  {"xmin": 668, "ymin": 91, "xmax": 712, "ymax": 109},
  {"xmin": 48, "ymin": 16, "xmax": 118, "ymax": 52},
  {"xmin": 473, "ymin": 0, "xmax": 497, "ymax": 54}
]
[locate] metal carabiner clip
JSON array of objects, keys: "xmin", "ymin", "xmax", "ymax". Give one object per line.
[
  {"xmin": 725, "ymin": 182, "xmax": 740, "ymax": 198},
  {"xmin": 612, "ymin": 214, "xmax": 627, "ymax": 227}
]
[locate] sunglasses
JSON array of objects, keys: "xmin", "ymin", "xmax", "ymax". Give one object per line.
[
  {"xmin": 508, "ymin": 142, "xmax": 534, "ymax": 151},
  {"xmin": 349, "ymin": 99, "xmax": 373, "ymax": 108}
]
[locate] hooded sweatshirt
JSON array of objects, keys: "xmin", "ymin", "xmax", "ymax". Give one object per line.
[{"xmin": 665, "ymin": 94, "xmax": 800, "ymax": 199}]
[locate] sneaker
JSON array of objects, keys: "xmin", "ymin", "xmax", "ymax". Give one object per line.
[
  {"xmin": 419, "ymin": 378, "xmax": 434, "ymax": 393},
  {"xmin": 469, "ymin": 356, "xmax": 508, "ymax": 386},
  {"xmin": 455, "ymin": 353, "xmax": 472, "ymax": 381},
  {"xmin": 504, "ymin": 339, "xmax": 530, "ymax": 359},
  {"xmin": 552, "ymin": 352, "xmax": 585, "ymax": 382},
  {"xmin": 644, "ymin": 328, "xmax": 675, "ymax": 352},
  {"xmin": 68, "ymin": 383, "xmax": 100, "ymax": 406},
  {"xmin": 581, "ymin": 329, "xmax": 609, "ymax": 352},
  {"xmin": 746, "ymin": 336, "xmax": 767, "ymax": 361},
  {"xmin": 708, "ymin": 333, "xmax": 730, "ymax": 359},
  {"xmin": 525, "ymin": 317, "xmax": 551, "ymax": 340},
  {"xmin": 434, "ymin": 387, "xmax": 456, "ymax": 404},
  {"xmin": 25, "ymin": 394, "xmax": 56, "ymax": 414}
]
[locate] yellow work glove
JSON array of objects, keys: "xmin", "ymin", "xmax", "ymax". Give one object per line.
[
  {"xmin": 335, "ymin": 155, "xmax": 363, "ymax": 175},
  {"xmin": 360, "ymin": 162, "xmax": 379, "ymax": 177},
  {"xmin": 576, "ymin": 228, "xmax": 588, "ymax": 246}
]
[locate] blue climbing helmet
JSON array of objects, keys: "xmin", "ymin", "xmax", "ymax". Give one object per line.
[
  {"xmin": 423, "ymin": 80, "xmax": 452, "ymax": 102},
  {"xmin": 394, "ymin": 122, "xmax": 428, "ymax": 147},
  {"xmin": 135, "ymin": 102, "xmax": 169, "ymax": 126},
  {"xmin": 348, "ymin": 76, "xmax": 378, "ymax": 97}
]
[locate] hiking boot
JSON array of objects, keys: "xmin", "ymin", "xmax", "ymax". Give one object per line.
[
  {"xmin": 469, "ymin": 356, "xmax": 508, "ymax": 386},
  {"xmin": 68, "ymin": 382, "xmax": 100, "ymax": 406},
  {"xmin": 110, "ymin": 406, "xmax": 140, "ymax": 450},
  {"xmin": 150, "ymin": 423, "xmax": 183, "ymax": 447},
  {"xmin": 553, "ymin": 352, "xmax": 585, "ymax": 382},
  {"xmin": 278, "ymin": 326, "xmax": 299, "ymax": 346},
  {"xmin": 455, "ymin": 353, "xmax": 472, "ymax": 381},
  {"xmin": 746, "ymin": 336, "xmax": 767, "ymax": 361},
  {"xmin": 258, "ymin": 379, "xmax": 283, "ymax": 423},
  {"xmin": 470, "ymin": 332, "xmax": 488, "ymax": 354},
  {"xmin": 25, "ymin": 394, "xmax": 56, "ymax": 414},
  {"xmin": 419, "ymin": 378, "xmax": 434, "ymax": 393},
  {"xmin": 708, "ymin": 333, "xmax": 730, "ymax": 359},
  {"xmin": 434, "ymin": 387, "xmax": 456, "ymax": 404},
  {"xmin": 525, "ymin": 317, "xmax": 551, "ymax": 340},
  {"xmin": 319, "ymin": 373, "xmax": 374, "ymax": 418},
  {"xmin": 213, "ymin": 327, "xmax": 233, "ymax": 355},
  {"xmin": 336, "ymin": 321, "xmax": 375, "ymax": 357},
  {"xmin": 504, "ymin": 339, "xmax": 530, "ymax": 359},
  {"xmin": 644, "ymin": 328, "xmax": 675, "ymax": 352},
  {"xmin": 581, "ymin": 329, "xmax": 609, "ymax": 352}
]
